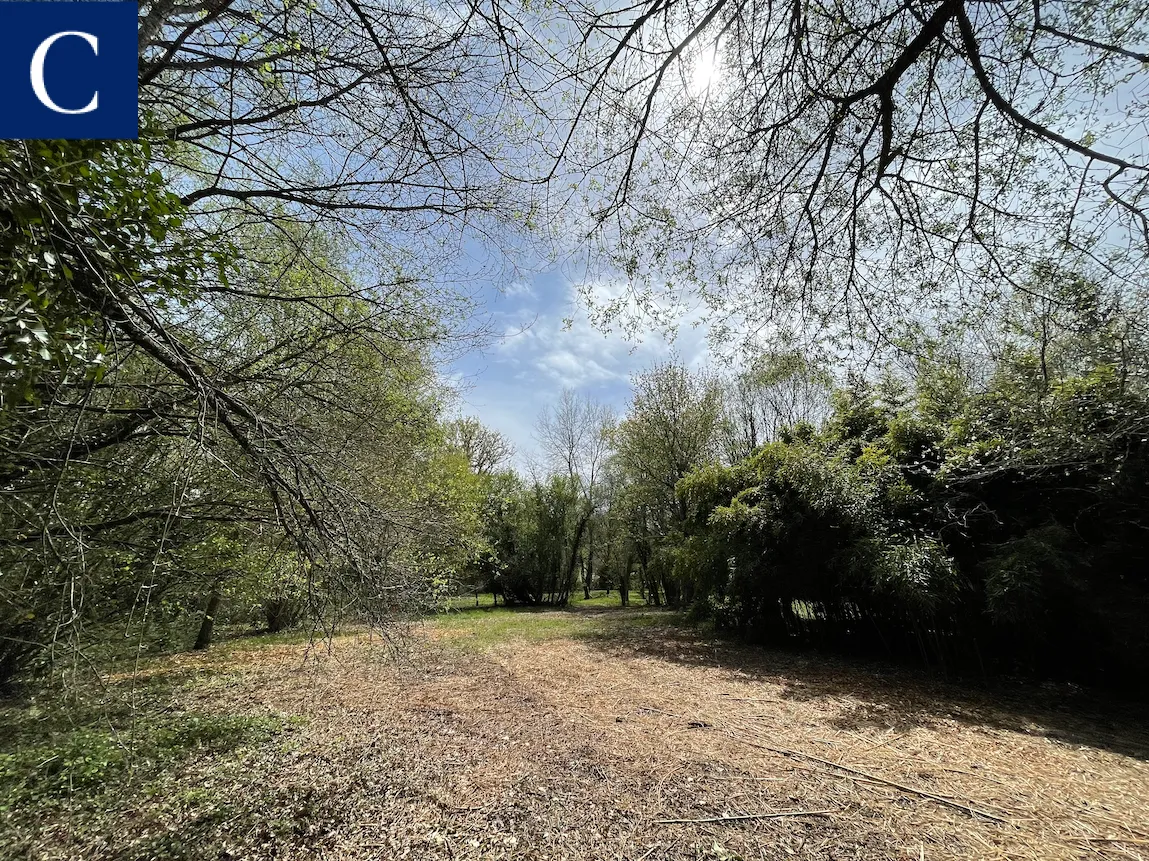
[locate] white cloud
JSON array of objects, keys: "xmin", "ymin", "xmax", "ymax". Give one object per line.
[
  {"xmin": 453, "ymin": 278, "xmax": 715, "ymax": 466},
  {"xmin": 502, "ymin": 279, "xmax": 536, "ymax": 298},
  {"xmin": 493, "ymin": 279, "xmax": 712, "ymax": 388}
]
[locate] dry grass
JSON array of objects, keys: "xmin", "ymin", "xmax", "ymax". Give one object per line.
[{"xmin": 4, "ymin": 608, "xmax": 1147, "ymax": 861}]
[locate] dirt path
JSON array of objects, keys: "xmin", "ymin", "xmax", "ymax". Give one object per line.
[{"xmin": 11, "ymin": 610, "xmax": 1149, "ymax": 861}]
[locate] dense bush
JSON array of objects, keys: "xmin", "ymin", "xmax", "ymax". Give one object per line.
[
  {"xmin": 477, "ymin": 475, "xmax": 583, "ymax": 605},
  {"xmin": 675, "ymin": 339, "xmax": 1149, "ymax": 691}
]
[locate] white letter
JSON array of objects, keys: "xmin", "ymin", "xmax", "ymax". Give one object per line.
[{"xmin": 30, "ymin": 31, "xmax": 99, "ymax": 115}]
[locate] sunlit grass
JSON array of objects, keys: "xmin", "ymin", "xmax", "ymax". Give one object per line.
[
  {"xmin": 430, "ymin": 599, "xmax": 678, "ymax": 651},
  {"xmin": 571, "ymin": 590, "xmax": 647, "ymax": 608},
  {"xmin": 430, "ymin": 606, "xmax": 596, "ymax": 649},
  {"xmin": 441, "ymin": 589, "xmax": 649, "ymax": 612}
]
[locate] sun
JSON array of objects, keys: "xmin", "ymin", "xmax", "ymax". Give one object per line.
[{"xmin": 691, "ymin": 47, "xmax": 722, "ymax": 93}]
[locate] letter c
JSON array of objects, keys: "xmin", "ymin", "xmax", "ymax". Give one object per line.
[{"xmin": 30, "ymin": 31, "xmax": 99, "ymax": 115}]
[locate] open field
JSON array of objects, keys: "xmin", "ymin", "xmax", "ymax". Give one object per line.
[{"xmin": 3, "ymin": 606, "xmax": 1148, "ymax": 860}]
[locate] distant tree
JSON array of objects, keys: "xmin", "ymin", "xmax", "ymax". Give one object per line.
[
  {"xmin": 720, "ymin": 350, "xmax": 833, "ymax": 462},
  {"xmin": 446, "ymin": 418, "xmax": 514, "ymax": 476},
  {"xmin": 535, "ymin": 390, "xmax": 615, "ymax": 599},
  {"xmin": 613, "ymin": 361, "xmax": 723, "ymax": 604},
  {"xmin": 665, "ymin": 273, "xmax": 1149, "ymax": 689},
  {"xmin": 483, "ymin": 476, "xmax": 582, "ymax": 605}
]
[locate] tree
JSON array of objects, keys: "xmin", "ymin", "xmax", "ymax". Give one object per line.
[
  {"xmin": 613, "ymin": 361, "xmax": 723, "ymax": 604},
  {"xmin": 7, "ymin": 0, "xmax": 578, "ymax": 679},
  {"xmin": 1, "ymin": 151, "xmax": 472, "ymax": 677},
  {"xmin": 665, "ymin": 278, "xmax": 1149, "ymax": 689},
  {"xmin": 719, "ymin": 350, "xmax": 833, "ymax": 462},
  {"xmin": 567, "ymin": 0, "xmax": 1149, "ymax": 349},
  {"xmin": 446, "ymin": 417, "xmax": 514, "ymax": 476},
  {"xmin": 2, "ymin": 140, "xmax": 220, "ymax": 679},
  {"xmin": 594, "ymin": 461, "xmax": 635, "ymax": 605},
  {"xmin": 482, "ymin": 475, "xmax": 583, "ymax": 605},
  {"xmin": 535, "ymin": 390, "xmax": 615, "ymax": 598},
  {"xmin": 137, "ymin": 0, "xmax": 547, "ymax": 244}
]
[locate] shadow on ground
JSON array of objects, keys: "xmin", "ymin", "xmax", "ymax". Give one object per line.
[{"xmin": 568, "ymin": 605, "xmax": 1149, "ymax": 763}]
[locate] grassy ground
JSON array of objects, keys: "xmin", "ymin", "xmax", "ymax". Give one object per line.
[
  {"xmin": 431, "ymin": 600, "xmax": 671, "ymax": 650},
  {"xmin": 2, "ymin": 606, "xmax": 1148, "ymax": 860},
  {"xmin": 441, "ymin": 590, "xmax": 648, "ymax": 612}
]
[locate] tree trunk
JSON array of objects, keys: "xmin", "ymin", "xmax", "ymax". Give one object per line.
[
  {"xmin": 194, "ymin": 581, "xmax": 223, "ymax": 650},
  {"xmin": 583, "ymin": 522, "xmax": 595, "ymax": 599},
  {"xmin": 562, "ymin": 509, "xmax": 592, "ymax": 606},
  {"xmin": 642, "ymin": 562, "xmax": 660, "ymax": 606}
]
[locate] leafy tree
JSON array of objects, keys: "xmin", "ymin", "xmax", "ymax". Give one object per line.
[
  {"xmin": 613, "ymin": 360, "xmax": 723, "ymax": 605},
  {"xmin": 669, "ymin": 282, "xmax": 1149, "ymax": 688},
  {"xmin": 1, "ymin": 154, "xmax": 478, "ymax": 680},
  {"xmin": 2, "ymin": 140, "xmax": 217, "ymax": 682},
  {"xmin": 570, "ymin": 0, "xmax": 1149, "ymax": 351},
  {"xmin": 481, "ymin": 476, "xmax": 583, "ymax": 605},
  {"xmin": 2, "ymin": 140, "xmax": 209, "ymax": 410},
  {"xmin": 535, "ymin": 390, "xmax": 615, "ymax": 598},
  {"xmin": 719, "ymin": 350, "xmax": 833, "ymax": 462},
  {"xmin": 446, "ymin": 417, "xmax": 514, "ymax": 476}
]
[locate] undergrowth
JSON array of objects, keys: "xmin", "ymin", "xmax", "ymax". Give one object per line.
[{"xmin": 0, "ymin": 675, "xmax": 296, "ymax": 812}]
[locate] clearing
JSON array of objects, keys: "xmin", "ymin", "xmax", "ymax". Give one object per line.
[{"xmin": 3, "ymin": 605, "xmax": 1148, "ymax": 860}]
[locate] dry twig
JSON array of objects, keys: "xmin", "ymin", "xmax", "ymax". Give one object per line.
[{"xmin": 654, "ymin": 809, "xmax": 835, "ymax": 825}]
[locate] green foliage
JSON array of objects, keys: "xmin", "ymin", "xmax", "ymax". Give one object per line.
[
  {"xmin": 431, "ymin": 602, "xmax": 673, "ymax": 651},
  {"xmin": 1, "ymin": 140, "xmax": 216, "ymax": 409},
  {"xmin": 719, "ymin": 349, "xmax": 832, "ymax": 461},
  {"xmin": 982, "ymin": 524, "xmax": 1075, "ymax": 628},
  {"xmin": 479, "ymin": 474, "xmax": 584, "ymax": 605},
  {"xmin": 431, "ymin": 605, "xmax": 596, "ymax": 650},
  {"xmin": 667, "ymin": 281, "xmax": 1149, "ymax": 688},
  {"xmin": 0, "ymin": 146, "xmax": 497, "ymax": 684},
  {"xmin": 0, "ymin": 706, "xmax": 289, "ymax": 809}
]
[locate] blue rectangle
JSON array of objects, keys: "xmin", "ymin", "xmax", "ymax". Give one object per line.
[{"xmin": 0, "ymin": 2, "xmax": 138, "ymax": 139}]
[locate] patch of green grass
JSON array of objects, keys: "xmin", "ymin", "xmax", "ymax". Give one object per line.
[
  {"xmin": 570, "ymin": 590, "xmax": 647, "ymax": 608},
  {"xmin": 431, "ymin": 606, "xmax": 600, "ymax": 649},
  {"xmin": 0, "ymin": 700, "xmax": 293, "ymax": 810},
  {"xmin": 440, "ymin": 591, "xmax": 501, "ymax": 611},
  {"xmin": 430, "ymin": 602, "xmax": 680, "ymax": 651},
  {"xmin": 78, "ymin": 622, "xmax": 325, "ymax": 683},
  {"xmin": 213, "ymin": 626, "xmax": 328, "ymax": 654},
  {"xmin": 440, "ymin": 590, "xmax": 653, "ymax": 612},
  {"xmin": 575, "ymin": 607, "xmax": 682, "ymax": 640}
]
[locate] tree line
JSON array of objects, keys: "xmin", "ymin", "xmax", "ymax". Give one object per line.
[
  {"xmin": 0, "ymin": 138, "xmax": 521, "ymax": 686},
  {"xmin": 475, "ymin": 272, "xmax": 1149, "ymax": 692}
]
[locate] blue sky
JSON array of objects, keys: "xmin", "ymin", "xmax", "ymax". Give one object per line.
[{"xmin": 448, "ymin": 258, "xmax": 712, "ymax": 467}]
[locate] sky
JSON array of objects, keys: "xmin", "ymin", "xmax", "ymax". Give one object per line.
[
  {"xmin": 438, "ymin": 35, "xmax": 1149, "ymax": 470},
  {"xmin": 447, "ymin": 258, "xmax": 712, "ymax": 468},
  {"xmin": 436, "ymin": 46, "xmax": 735, "ymax": 469}
]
